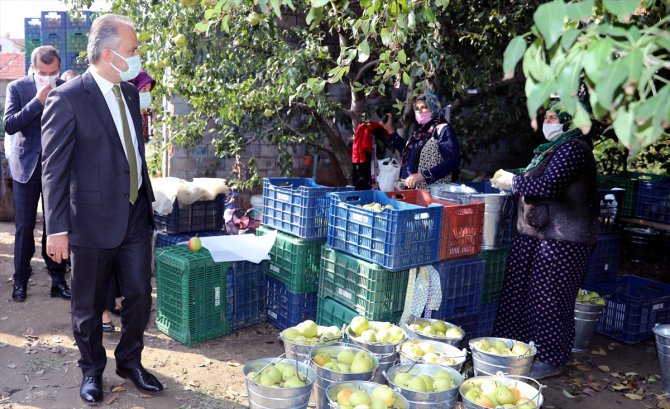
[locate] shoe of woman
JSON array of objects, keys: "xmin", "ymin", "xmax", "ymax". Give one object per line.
[
  {"xmin": 102, "ymin": 322, "xmax": 116, "ymax": 333},
  {"xmin": 529, "ymin": 360, "xmax": 562, "ymax": 380}
]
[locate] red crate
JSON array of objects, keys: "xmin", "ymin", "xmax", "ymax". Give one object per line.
[{"xmin": 387, "ymin": 190, "xmax": 484, "ymax": 260}]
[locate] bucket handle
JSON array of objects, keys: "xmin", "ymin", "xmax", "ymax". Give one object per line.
[
  {"xmin": 254, "ymin": 352, "xmax": 313, "ymax": 384},
  {"xmin": 493, "ymin": 371, "xmax": 546, "ymax": 406}
]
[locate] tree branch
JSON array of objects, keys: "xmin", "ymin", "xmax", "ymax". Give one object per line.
[{"xmin": 354, "ymin": 58, "xmax": 381, "ymax": 82}]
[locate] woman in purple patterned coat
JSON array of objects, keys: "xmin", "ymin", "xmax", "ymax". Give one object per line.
[{"xmin": 490, "ymin": 101, "xmax": 598, "ymax": 379}]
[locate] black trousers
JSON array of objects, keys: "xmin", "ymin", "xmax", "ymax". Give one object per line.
[{"xmin": 70, "ymin": 191, "xmax": 152, "ymax": 376}]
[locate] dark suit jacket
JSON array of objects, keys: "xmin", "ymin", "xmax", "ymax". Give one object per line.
[
  {"xmin": 41, "ymin": 71, "xmax": 155, "ymax": 249},
  {"xmin": 3, "ymin": 75, "xmax": 65, "ymax": 183}
]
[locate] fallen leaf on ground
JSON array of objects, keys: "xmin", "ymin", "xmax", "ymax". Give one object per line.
[
  {"xmin": 582, "ymin": 387, "xmax": 599, "ymax": 396},
  {"xmin": 50, "ymin": 337, "xmax": 63, "ymax": 343},
  {"xmin": 576, "ymin": 364, "xmax": 590, "ymax": 371},
  {"xmin": 598, "ymin": 365, "xmax": 610, "ymax": 372},
  {"xmin": 563, "ymin": 389, "xmax": 578, "ymax": 398},
  {"xmin": 626, "ymin": 372, "xmax": 639, "ymax": 377},
  {"xmin": 106, "ymin": 394, "xmax": 118, "ymax": 404},
  {"xmin": 625, "ymin": 393, "xmax": 644, "ymax": 400},
  {"xmin": 657, "ymin": 398, "xmax": 670, "ymax": 409},
  {"xmin": 591, "ymin": 347, "xmax": 607, "ymax": 356},
  {"xmin": 34, "ymin": 370, "xmax": 44, "ymax": 376},
  {"xmin": 227, "ymin": 362, "xmax": 241, "ymax": 367},
  {"xmin": 110, "ymin": 385, "xmax": 126, "ymax": 393},
  {"xmin": 7, "ymin": 363, "xmax": 17, "ymax": 369},
  {"xmin": 139, "ymin": 393, "xmax": 154, "ymax": 398},
  {"xmin": 130, "ymin": 407, "xmax": 146, "ymax": 409},
  {"xmin": 612, "ymin": 384, "xmax": 628, "ymax": 390}
]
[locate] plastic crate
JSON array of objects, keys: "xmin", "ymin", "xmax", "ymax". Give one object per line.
[
  {"xmin": 597, "ymin": 189, "xmax": 625, "ymax": 233},
  {"xmin": 477, "ymin": 301, "xmax": 499, "ymax": 338},
  {"xmin": 597, "ymin": 172, "xmax": 668, "ymax": 217},
  {"xmin": 226, "ymin": 261, "xmax": 266, "ymax": 330},
  {"xmin": 155, "ymin": 245, "xmax": 231, "ymax": 346},
  {"xmin": 583, "ymin": 233, "xmax": 621, "ymax": 287},
  {"xmin": 24, "ymin": 18, "xmax": 41, "ymax": 37},
  {"xmin": 262, "ymin": 178, "xmax": 352, "ymax": 239},
  {"xmin": 319, "ymin": 245, "xmax": 410, "ymax": 321},
  {"xmin": 266, "ymin": 276, "xmax": 317, "ymax": 330},
  {"xmin": 387, "ymin": 190, "xmax": 484, "ymax": 260},
  {"xmin": 635, "ymin": 180, "xmax": 670, "ymax": 223},
  {"xmin": 155, "ymin": 230, "xmax": 225, "ymax": 248},
  {"xmin": 327, "ymin": 190, "xmax": 442, "ymax": 271},
  {"xmin": 41, "ymin": 11, "xmax": 67, "ymax": 32},
  {"xmin": 590, "ymin": 275, "xmax": 670, "ymax": 344},
  {"xmin": 255, "ymin": 225, "xmax": 323, "ymax": 293},
  {"xmin": 481, "ymin": 248, "xmax": 509, "ymax": 304},
  {"xmin": 154, "ymin": 194, "xmax": 225, "ymax": 234},
  {"xmin": 66, "ymin": 31, "xmax": 88, "ymax": 52},
  {"xmin": 63, "ymin": 51, "xmax": 89, "ymax": 74},
  {"xmin": 316, "ymin": 296, "xmax": 359, "ymax": 328},
  {"xmin": 66, "ymin": 10, "xmax": 95, "ymax": 32},
  {"xmin": 432, "ymin": 256, "xmax": 485, "ymax": 319},
  {"xmin": 40, "ymin": 32, "xmax": 66, "ymax": 54},
  {"xmin": 24, "ymin": 37, "xmax": 41, "ymax": 61}
]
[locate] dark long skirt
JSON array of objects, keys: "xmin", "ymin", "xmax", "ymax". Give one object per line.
[{"xmin": 493, "ymin": 234, "xmax": 593, "ymax": 366}]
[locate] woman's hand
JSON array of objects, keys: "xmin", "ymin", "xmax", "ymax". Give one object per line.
[
  {"xmin": 405, "ymin": 173, "xmax": 425, "ymax": 189},
  {"xmin": 491, "ymin": 169, "xmax": 514, "ymax": 191}
]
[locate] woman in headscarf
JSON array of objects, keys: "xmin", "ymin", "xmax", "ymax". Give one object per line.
[
  {"xmin": 491, "ymin": 100, "xmax": 598, "ymax": 379},
  {"xmin": 383, "ymin": 92, "xmax": 460, "ymax": 190}
]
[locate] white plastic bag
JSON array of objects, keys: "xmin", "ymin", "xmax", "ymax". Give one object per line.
[{"xmin": 377, "ymin": 157, "xmax": 400, "ymax": 192}]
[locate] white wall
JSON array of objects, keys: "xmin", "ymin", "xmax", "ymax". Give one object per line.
[{"xmin": 0, "ymin": 37, "xmax": 23, "ymax": 53}]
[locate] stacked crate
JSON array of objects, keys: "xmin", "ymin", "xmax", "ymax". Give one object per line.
[
  {"xmin": 64, "ymin": 10, "xmax": 96, "ymax": 74},
  {"xmin": 39, "ymin": 11, "xmax": 66, "ymax": 70},
  {"xmin": 24, "ymin": 18, "xmax": 42, "ymax": 71},
  {"xmin": 260, "ymin": 178, "xmax": 351, "ymax": 330}
]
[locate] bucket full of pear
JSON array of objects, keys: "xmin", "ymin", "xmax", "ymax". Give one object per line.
[
  {"xmin": 385, "ymin": 363, "xmax": 462, "ymax": 409},
  {"xmin": 459, "ymin": 372, "xmax": 544, "ymax": 409},
  {"xmin": 398, "ymin": 339, "xmax": 467, "ymax": 372},
  {"xmin": 327, "ymin": 380, "xmax": 410, "ymax": 409},
  {"xmin": 279, "ymin": 320, "xmax": 342, "ymax": 364},
  {"xmin": 469, "ymin": 337, "xmax": 536, "ymax": 377},
  {"xmin": 403, "ymin": 317, "xmax": 465, "ymax": 347},
  {"xmin": 346, "ymin": 316, "xmax": 407, "ymax": 383},
  {"xmin": 311, "ymin": 342, "xmax": 380, "ymax": 409},
  {"xmin": 572, "ymin": 289, "xmax": 606, "ymax": 353},
  {"xmin": 244, "ymin": 357, "xmax": 317, "ymax": 409}
]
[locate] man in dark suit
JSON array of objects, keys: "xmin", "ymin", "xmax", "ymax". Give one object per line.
[
  {"xmin": 41, "ymin": 14, "xmax": 163, "ymax": 404},
  {"xmin": 3, "ymin": 46, "xmax": 70, "ymax": 302}
]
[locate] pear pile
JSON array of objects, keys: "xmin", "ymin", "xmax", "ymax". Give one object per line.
[
  {"xmin": 470, "ymin": 338, "xmax": 531, "ymax": 357},
  {"xmin": 313, "ymin": 348, "xmax": 376, "ymax": 374},
  {"xmin": 406, "ymin": 319, "xmax": 464, "ymax": 340},
  {"xmin": 576, "ymin": 289, "xmax": 606, "ymax": 305},
  {"xmin": 280, "ymin": 320, "xmax": 341, "ymax": 344},
  {"xmin": 356, "ymin": 202, "xmax": 395, "ymax": 212},
  {"xmin": 348, "ymin": 316, "xmax": 406, "ymax": 344},
  {"xmin": 247, "ymin": 361, "xmax": 308, "ymax": 388},
  {"xmin": 335, "ymin": 384, "xmax": 403, "ymax": 409},
  {"xmin": 392, "ymin": 369, "xmax": 456, "ymax": 393},
  {"xmin": 461, "ymin": 378, "xmax": 537, "ymax": 408},
  {"xmin": 399, "ymin": 340, "xmax": 458, "ymax": 366}
]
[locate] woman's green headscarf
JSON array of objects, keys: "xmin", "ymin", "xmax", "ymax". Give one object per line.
[{"xmin": 524, "ymin": 101, "xmax": 589, "ymax": 173}]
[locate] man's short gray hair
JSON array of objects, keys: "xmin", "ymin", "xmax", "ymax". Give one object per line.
[
  {"xmin": 87, "ymin": 14, "xmax": 134, "ymax": 65},
  {"xmin": 31, "ymin": 45, "xmax": 61, "ymax": 68}
]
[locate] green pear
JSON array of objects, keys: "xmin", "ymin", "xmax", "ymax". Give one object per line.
[
  {"xmin": 337, "ymin": 349, "xmax": 356, "ymax": 366},
  {"xmin": 283, "ymin": 375, "xmax": 306, "ymax": 388}
]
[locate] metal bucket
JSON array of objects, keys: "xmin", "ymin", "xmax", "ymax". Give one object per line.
[
  {"xmin": 280, "ymin": 330, "xmax": 341, "ymax": 365},
  {"xmin": 398, "ymin": 339, "xmax": 467, "ymax": 372},
  {"xmin": 653, "ymin": 324, "xmax": 670, "ymax": 394},
  {"xmin": 326, "ymin": 380, "xmax": 410, "ymax": 409},
  {"xmin": 469, "ymin": 337, "xmax": 536, "ymax": 377},
  {"xmin": 345, "ymin": 323, "xmax": 406, "ymax": 384},
  {"xmin": 311, "ymin": 343, "xmax": 379, "ymax": 409},
  {"xmin": 244, "ymin": 357, "xmax": 316, "ymax": 409},
  {"xmin": 402, "ymin": 317, "xmax": 465, "ymax": 347},
  {"xmin": 572, "ymin": 301, "xmax": 605, "ymax": 352},
  {"xmin": 459, "ymin": 373, "xmax": 545, "ymax": 409},
  {"xmin": 385, "ymin": 363, "xmax": 462, "ymax": 409}
]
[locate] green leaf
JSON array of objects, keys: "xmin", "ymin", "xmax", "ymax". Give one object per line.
[
  {"xmin": 380, "ymin": 28, "xmax": 393, "ymax": 47},
  {"xmin": 311, "ymin": 0, "xmax": 330, "ymax": 7},
  {"xmin": 612, "ymin": 106, "xmax": 634, "ymax": 149},
  {"xmin": 583, "ymin": 40, "xmax": 612, "ymax": 82},
  {"xmin": 194, "ymin": 21, "xmax": 213, "ymax": 34},
  {"xmin": 526, "ymin": 79, "xmax": 556, "ymax": 118},
  {"xmin": 358, "ymin": 39, "xmax": 370, "ymax": 62},
  {"xmin": 402, "ymin": 71, "xmax": 411, "ymax": 85},
  {"xmin": 566, "ymin": 0, "xmax": 594, "ymax": 20},
  {"xmin": 626, "ymin": 48, "xmax": 643, "ymax": 81},
  {"xmin": 560, "ymin": 29, "xmax": 582, "ymax": 51},
  {"xmin": 603, "ymin": 0, "xmax": 639, "ymax": 20},
  {"xmin": 398, "ymin": 49, "xmax": 407, "ymax": 64},
  {"xmin": 563, "ymin": 389, "xmax": 578, "ymax": 399},
  {"xmin": 533, "ymin": 0, "xmax": 566, "ymax": 49},
  {"xmin": 595, "ymin": 58, "xmax": 627, "ymax": 108},
  {"xmin": 204, "ymin": 9, "xmax": 218, "ymax": 20},
  {"xmin": 572, "ymin": 100, "xmax": 592, "ymax": 134},
  {"xmin": 503, "ymin": 36, "xmax": 527, "ymax": 77}
]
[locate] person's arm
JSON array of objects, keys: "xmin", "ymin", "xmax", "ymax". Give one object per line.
[
  {"xmin": 3, "ymin": 81, "xmax": 46, "ymax": 135},
  {"xmin": 420, "ymin": 123, "xmax": 460, "ymax": 184},
  {"xmin": 511, "ymin": 139, "xmax": 588, "ymax": 198}
]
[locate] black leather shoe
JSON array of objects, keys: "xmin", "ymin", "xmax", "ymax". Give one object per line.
[
  {"xmin": 50, "ymin": 281, "xmax": 72, "ymax": 299},
  {"xmin": 11, "ymin": 284, "xmax": 27, "ymax": 302},
  {"xmin": 116, "ymin": 365, "xmax": 163, "ymax": 393},
  {"xmin": 80, "ymin": 375, "xmax": 103, "ymax": 404}
]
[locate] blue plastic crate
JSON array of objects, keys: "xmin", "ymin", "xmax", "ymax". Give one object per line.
[
  {"xmin": 440, "ymin": 311, "xmax": 480, "ymax": 345},
  {"xmin": 63, "ymin": 51, "xmax": 88, "ymax": 74},
  {"xmin": 327, "ymin": 190, "xmax": 442, "ymax": 271},
  {"xmin": 262, "ymin": 178, "xmax": 352, "ymax": 240},
  {"xmin": 590, "ymin": 275, "xmax": 670, "ymax": 344},
  {"xmin": 583, "ymin": 233, "xmax": 620, "ymax": 287},
  {"xmin": 40, "ymin": 32, "xmax": 66, "ymax": 55},
  {"xmin": 66, "ymin": 10, "xmax": 95, "ymax": 32},
  {"xmin": 635, "ymin": 180, "xmax": 670, "ymax": 223},
  {"xmin": 266, "ymin": 276, "xmax": 317, "ymax": 331},
  {"xmin": 24, "ymin": 18, "xmax": 41, "ymax": 37},
  {"xmin": 432, "ymin": 256, "xmax": 484, "ymax": 319},
  {"xmin": 226, "ymin": 261, "xmax": 266, "ymax": 330},
  {"xmin": 477, "ymin": 301, "xmax": 499, "ymax": 338},
  {"xmin": 41, "ymin": 11, "xmax": 67, "ymax": 32},
  {"xmin": 155, "ymin": 230, "xmax": 226, "ymax": 248},
  {"xmin": 154, "ymin": 194, "xmax": 225, "ymax": 234}
]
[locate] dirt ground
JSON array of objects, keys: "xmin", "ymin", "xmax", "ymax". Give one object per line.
[{"xmin": 0, "ymin": 214, "xmax": 669, "ymax": 409}]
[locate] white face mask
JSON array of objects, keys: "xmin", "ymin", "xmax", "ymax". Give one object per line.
[
  {"xmin": 139, "ymin": 92, "xmax": 151, "ymax": 109},
  {"xmin": 110, "ymin": 50, "xmax": 142, "ymax": 81},
  {"xmin": 542, "ymin": 123, "xmax": 564, "ymax": 141},
  {"xmin": 35, "ymin": 73, "xmax": 58, "ymax": 89}
]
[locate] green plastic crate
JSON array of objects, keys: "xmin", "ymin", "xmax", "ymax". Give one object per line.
[
  {"xmin": 316, "ymin": 296, "xmax": 402, "ymax": 328},
  {"xmin": 481, "ymin": 248, "xmax": 509, "ymax": 304},
  {"xmin": 319, "ymin": 246, "xmax": 409, "ymax": 321},
  {"xmin": 155, "ymin": 245, "xmax": 231, "ymax": 346},
  {"xmin": 597, "ymin": 172, "xmax": 667, "ymax": 217},
  {"xmin": 256, "ymin": 225, "xmax": 324, "ymax": 293}
]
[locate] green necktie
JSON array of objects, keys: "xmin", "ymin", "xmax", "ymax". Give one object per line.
[{"xmin": 112, "ymin": 85, "xmax": 138, "ymax": 204}]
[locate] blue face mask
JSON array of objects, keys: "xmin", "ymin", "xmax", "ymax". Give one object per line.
[
  {"xmin": 110, "ymin": 50, "xmax": 142, "ymax": 81},
  {"xmin": 139, "ymin": 92, "xmax": 151, "ymax": 109}
]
